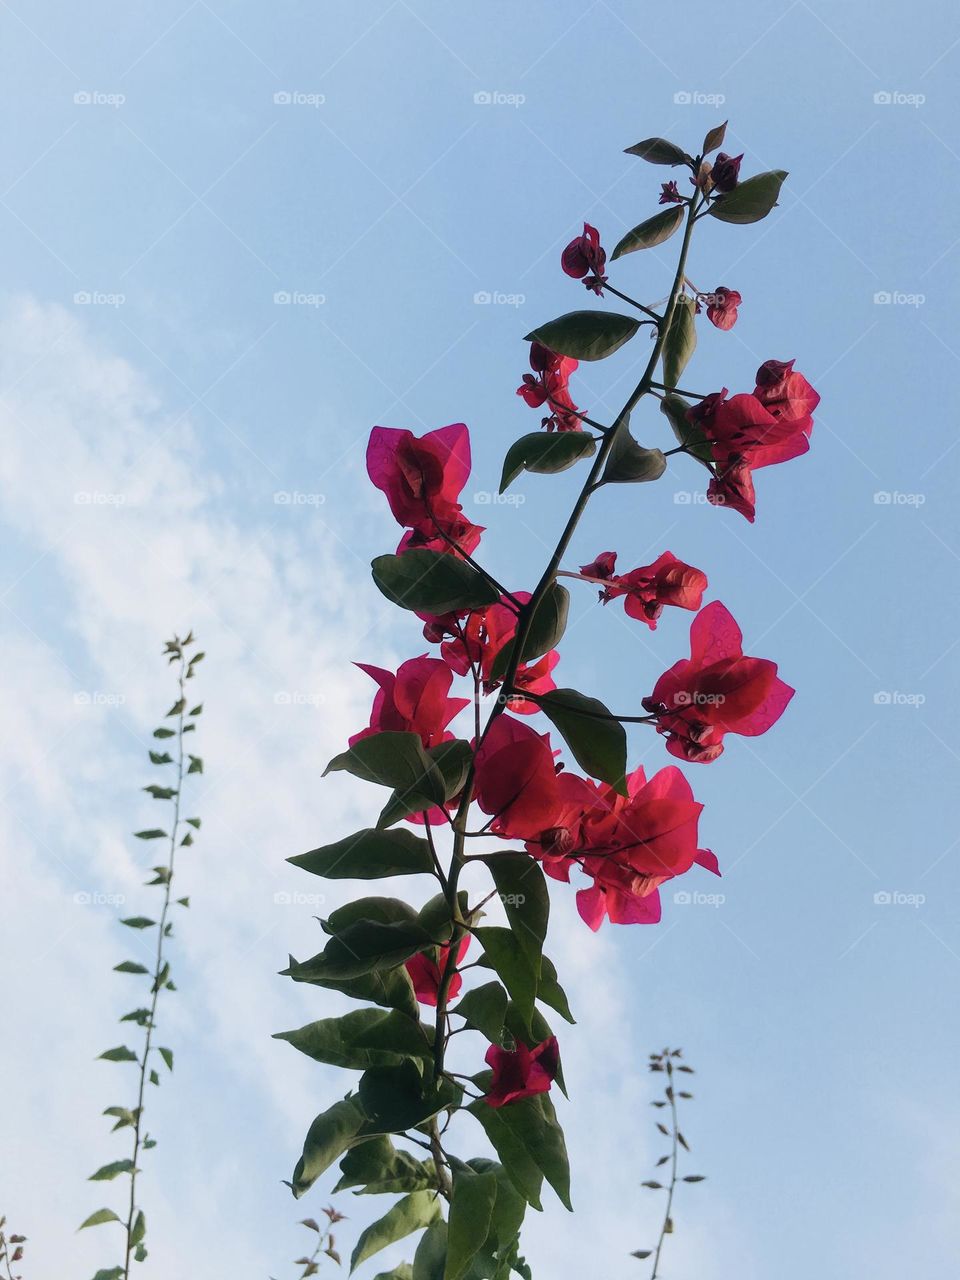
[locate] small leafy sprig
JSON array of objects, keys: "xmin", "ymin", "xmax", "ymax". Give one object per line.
[
  {"xmin": 632, "ymin": 1048, "xmax": 705, "ymax": 1276},
  {"xmin": 271, "ymin": 1207, "xmax": 346, "ymax": 1279},
  {"xmin": 0, "ymin": 1220, "xmax": 26, "ymax": 1280},
  {"xmin": 81, "ymin": 633, "xmax": 204, "ymax": 1280}
]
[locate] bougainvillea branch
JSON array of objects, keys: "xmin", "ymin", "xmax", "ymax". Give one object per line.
[
  {"xmin": 281, "ymin": 121, "xmax": 816, "ymax": 1277},
  {"xmin": 0, "ymin": 1220, "xmax": 26, "ymax": 1280},
  {"xmin": 81, "ymin": 633, "xmax": 204, "ymax": 1279}
]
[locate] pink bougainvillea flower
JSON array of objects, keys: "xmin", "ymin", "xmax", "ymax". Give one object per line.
[
  {"xmin": 579, "ymin": 551, "xmax": 618, "ymax": 581},
  {"xmin": 349, "ymin": 655, "xmax": 469, "ymax": 750},
  {"xmin": 707, "ymin": 457, "xmax": 757, "ymax": 522},
  {"xmin": 404, "ymin": 935, "xmax": 470, "ymax": 1006},
  {"xmin": 366, "ymin": 423, "xmax": 485, "ymax": 556},
  {"xmin": 599, "ymin": 551, "xmax": 707, "ymax": 629},
  {"xmin": 659, "ymin": 180, "xmax": 683, "ymax": 204},
  {"xmin": 517, "ymin": 343, "xmax": 583, "ymax": 433},
  {"xmin": 643, "ymin": 601, "xmax": 794, "ymax": 762},
  {"xmin": 703, "ymin": 286, "xmax": 741, "ymax": 331},
  {"xmin": 561, "ymin": 222, "xmax": 607, "ymax": 295},
  {"xmin": 483, "ymin": 1035, "xmax": 560, "ymax": 1107},
  {"xmin": 753, "ymin": 358, "xmax": 821, "ymax": 431},
  {"xmin": 711, "ymin": 152, "xmax": 743, "ymax": 193},
  {"xmin": 473, "ymin": 714, "xmax": 565, "ymax": 841}
]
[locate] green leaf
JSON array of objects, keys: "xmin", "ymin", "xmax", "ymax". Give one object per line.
[
  {"xmin": 624, "ymin": 137, "xmax": 693, "ymax": 166},
  {"xmin": 525, "ymin": 311, "xmax": 641, "ymax": 362},
  {"xmin": 602, "ymin": 418, "xmax": 667, "ymax": 484},
  {"xmin": 359, "ymin": 1061, "xmax": 461, "ymax": 1135},
  {"xmin": 292, "ymin": 1097, "xmax": 369, "ymax": 1198},
  {"xmin": 446, "ymin": 1170, "xmax": 498, "ymax": 1280},
  {"xmin": 134, "ymin": 829, "xmax": 167, "ymax": 840},
  {"xmin": 376, "ymin": 740, "xmax": 472, "ymax": 829},
  {"xmin": 351, "ymin": 1191, "xmax": 442, "ymax": 1271},
  {"xmin": 143, "ymin": 784, "xmax": 176, "ymax": 800},
  {"xmin": 660, "ymin": 394, "xmax": 713, "ymax": 469},
  {"xmin": 79, "ymin": 1208, "xmax": 122, "ymax": 1230},
  {"xmin": 702, "ymin": 120, "xmax": 727, "ymax": 155},
  {"xmin": 152, "ymin": 727, "xmax": 175, "ymax": 739},
  {"xmin": 325, "ymin": 732, "xmax": 446, "ymax": 808},
  {"xmin": 89, "ymin": 1159, "xmax": 136, "ymax": 1182},
  {"xmin": 533, "ymin": 688, "xmax": 627, "ymax": 792},
  {"xmin": 661, "ymin": 295, "xmax": 697, "ymax": 390},
  {"xmin": 335, "ymin": 1137, "xmax": 433, "ymax": 1195},
  {"xmin": 275, "ymin": 1008, "xmax": 432, "ymax": 1071},
  {"xmin": 488, "ymin": 584, "xmax": 569, "ymax": 686},
  {"xmin": 148, "ymin": 750, "xmax": 173, "ymax": 764},
  {"xmin": 473, "ymin": 926, "xmax": 538, "ymax": 1028},
  {"xmin": 485, "ymin": 856, "xmax": 549, "ymax": 975},
  {"xmin": 372, "ymin": 1268, "xmax": 415, "ymax": 1280},
  {"xmin": 158, "ymin": 1047, "xmax": 173, "ymax": 1072},
  {"xmin": 499, "ymin": 432, "xmax": 595, "ymax": 493},
  {"xmin": 468, "ymin": 1094, "xmax": 571, "ymax": 1210},
  {"xmin": 709, "ymin": 169, "xmax": 788, "ymax": 224},
  {"xmin": 611, "ymin": 206, "xmax": 684, "ymax": 259},
  {"xmin": 455, "ymin": 981, "xmax": 508, "ymax": 1044},
  {"xmin": 113, "ymin": 961, "xmax": 149, "ymax": 975},
  {"xmin": 187, "ymin": 755, "xmax": 203, "ymax": 774},
  {"xmin": 537, "ymin": 956, "xmax": 575, "ymax": 1024},
  {"xmin": 92, "ymin": 1269, "xmax": 125, "ymax": 1280},
  {"xmin": 98, "ymin": 1046, "xmax": 138, "ymax": 1063},
  {"xmin": 120, "ymin": 917, "xmax": 155, "ymax": 930},
  {"xmin": 372, "ymin": 550, "xmax": 499, "ymax": 614},
  {"xmin": 288, "ymin": 918, "xmax": 435, "ymax": 983},
  {"xmin": 186, "ymin": 817, "xmax": 201, "ymax": 829},
  {"xmin": 285, "ymin": 960, "xmax": 420, "ymax": 1020},
  {"xmin": 413, "ymin": 1220, "xmax": 448, "ymax": 1280},
  {"xmin": 130, "ymin": 1210, "xmax": 145, "ymax": 1247},
  {"xmin": 290, "ymin": 828, "xmax": 435, "ymax": 881}
]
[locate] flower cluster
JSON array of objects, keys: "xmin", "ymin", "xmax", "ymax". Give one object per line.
[
  {"xmin": 577, "ymin": 550, "xmax": 707, "ymax": 629},
  {"xmin": 517, "ymin": 341, "xmax": 583, "ymax": 432}
]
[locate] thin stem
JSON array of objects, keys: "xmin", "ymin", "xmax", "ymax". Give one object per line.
[
  {"xmin": 650, "ymin": 1068, "xmax": 680, "ymax": 1280},
  {"xmin": 123, "ymin": 653, "xmax": 187, "ymax": 1279},
  {"xmin": 649, "ymin": 380, "xmax": 708, "ymax": 400},
  {"xmin": 601, "ymin": 282, "xmax": 662, "ymax": 322},
  {"xmin": 424, "ymin": 500, "xmax": 522, "ymax": 611}
]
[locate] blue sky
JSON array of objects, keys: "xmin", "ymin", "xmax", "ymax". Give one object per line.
[{"xmin": 2, "ymin": 1, "xmax": 959, "ymax": 1276}]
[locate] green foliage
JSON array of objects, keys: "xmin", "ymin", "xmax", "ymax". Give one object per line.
[
  {"xmin": 499, "ymin": 432, "xmax": 595, "ymax": 493},
  {"xmin": 372, "ymin": 551, "xmax": 500, "ymax": 613},
  {"xmin": 708, "ymin": 170, "xmax": 788, "ymax": 223},
  {"xmin": 531, "ymin": 688, "xmax": 628, "ymax": 792},
  {"xmin": 524, "ymin": 310, "xmax": 641, "ymax": 361},
  {"xmin": 611, "ymin": 206, "xmax": 684, "ymax": 258}
]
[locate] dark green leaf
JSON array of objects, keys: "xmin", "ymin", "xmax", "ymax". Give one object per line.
[
  {"xmin": 292, "ymin": 1098, "xmax": 368, "ymax": 1198},
  {"xmin": 92, "ymin": 1269, "xmax": 125, "ymax": 1280},
  {"xmin": 372, "ymin": 1268, "xmax": 415, "ymax": 1280},
  {"xmin": 120, "ymin": 917, "xmax": 155, "ymax": 930},
  {"xmin": 351, "ymin": 1191, "xmax": 442, "ymax": 1271},
  {"xmin": 158, "ymin": 1047, "xmax": 173, "ymax": 1072},
  {"xmin": 485, "ymin": 856, "xmax": 549, "ymax": 975},
  {"xmin": 98, "ymin": 1046, "xmax": 138, "ymax": 1063},
  {"xmin": 611, "ymin": 206, "xmax": 684, "ymax": 259},
  {"xmin": 661, "ymin": 295, "xmax": 697, "ymax": 390},
  {"xmin": 489, "ymin": 584, "xmax": 568, "ymax": 686},
  {"xmin": 499, "ymin": 433, "xmax": 595, "ymax": 494},
  {"xmin": 660, "ymin": 394, "xmax": 713, "ymax": 469},
  {"xmin": 148, "ymin": 751, "xmax": 173, "ymax": 764},
  {"xmin": 152, "ymin": 728, "xmax": 175, "ymax": 739},
  {"xmin": 377, "ymin": 739, "xmax": 472, "ymax": 828},
  {"xmin": 285, "ymin": 960, "xmax": 420, "ymax": 1020},
  {"xmin": 602, "ymin": 418, "xmax": 667, "ymax": 484},
  {"xmin": 525, "ymin": 311, "xmax": 641, "ymax": 362},
  {"xmin": 89, "ymin": 1159, "xmax": 136, "ymax": 1182},
  {"xmin": 454, "ymin": 982, "xmax": 508, "ymax": 1044},
  {"xmin": 113, "ymin": 961, "xmax": 149, "ymax": 975},
  {"xmin": 624, "ymin": 137, "xmax": 693, "ymax": 166},
  {"xmin": 359, "ymin": 1061, "xmax": 460, "ymax": 1135},
  {"xmin": 335, "ymin": 1137, "xmax": 433, "ymax": 1195},
  {"xmin": 413, "ymin": 1220, "xmax": 448, "ymax": 1280},
  {"xmin": 275, "ymin": 1008, "xmax": 432, "ymax": 1071},
  {"xmin": 534, "ymin": 688, "xmax": 627, "ymax": 792},
  {"xmin": 134, "ymin": 829, "xmax": 167, "ymax": 840},
  {"xmin": 287, "ymin": 918, "xmax": 435, "ymax": 983},
  {"xmin": 372, "ymin": 551, "xmax": 500, "ymax": 614},
  {"xmin": 130, "ymin": 1210, "xmax": 145, "ymax": 1247},
  {"xmin": 467, "ymin": 1101, "xmax": 548, "ymax": 1210},
  {"xmin": 709, "ymin": 170, "xmax": 788, "ymax": 224},
  {"xmin": 143, "ymin": 785, "xmax": 176, "ymax": 800},
  {"xmin": 702, "ymin": 121, "xmax": 727, "ymax": 155},
  {"xmin": 291, "ymin": 828, "xmax": 435, "ymax": 881},
  {"xmin": 446, "ymin": 1170, "xmax": 498, "ymax": 1280},
  {"xmin": 325, "ymin": 732, "xmax": 446, "ymax": 808},
  {"xmin": 473, "ymin": 926, "xmax": 537, "ymax": 1028},
  {"xmin": 79, "ymin": 1209, "xmax": 122, "ymax": 1230}
]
